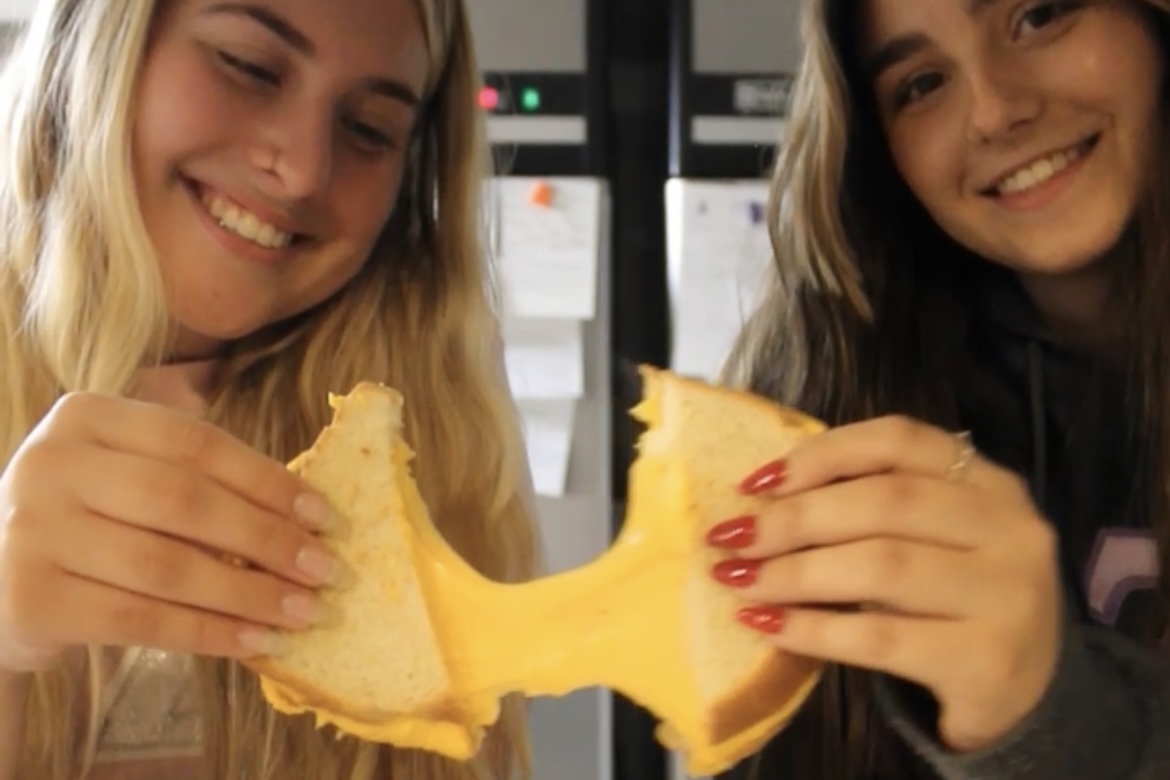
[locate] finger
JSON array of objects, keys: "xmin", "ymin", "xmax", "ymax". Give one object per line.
[
  {"xmin": 738, "ymin": 604, "xmax": 962, "ymax": 691},
  {"xmin": 711, "ymin": 474, "xmax": 985, "ymax": 557},
  {"xmin": 15, "ymin": 568, "xmax": 285, "ymax": 659},
  {"xmin": 72, "ymin": 448, "xmax": 340, "ymax": 588},
  {"xmin": 716, "ymin": 539, "xmax": 982, "ymax": 618},
  {"xmin": 739, "ymin": 415, "xmax": 1008, "ymax": 496},
  {"xmin": 50, "ymin": 511, "xmax": 326, "ymax": 631},
  {"xmin": 49, "ymin": 393, "xmax": 332, "ymax": 531}
]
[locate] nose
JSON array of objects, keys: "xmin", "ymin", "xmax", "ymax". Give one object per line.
[
  {"xmin": 964, "ymin": 60, "xmax": 1041, "ymax": 144},
  {"xmin": 248, "ymin": 103, "xmax": 334, "ymax": 199}
]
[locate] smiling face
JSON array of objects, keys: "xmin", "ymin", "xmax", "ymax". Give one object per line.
[
  {"xmin": 860, "ymin": 0, "xmax": 1164, "ymax": 279},
  {"xmin": 133, "ymin": 0, "xmax": 430, "ymax": 359}
]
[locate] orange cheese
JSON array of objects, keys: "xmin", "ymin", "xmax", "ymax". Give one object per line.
[{"xmin": 260, "ymin": 374, "xmax": 823, "ymax": 776}]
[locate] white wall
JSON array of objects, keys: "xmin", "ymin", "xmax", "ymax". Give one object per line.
[{"xmin": 0, "ymin": 0, "xmax": 33, "ymax": 21}]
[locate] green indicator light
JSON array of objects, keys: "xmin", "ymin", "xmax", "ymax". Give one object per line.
[{"xmin": 521, "ymin": 87, "xmax": 541, "ymax": 111}]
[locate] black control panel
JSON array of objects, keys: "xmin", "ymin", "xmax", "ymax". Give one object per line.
[{"xmin": 669, "ymin": 0, "xmax": 797, "ymax": 178}]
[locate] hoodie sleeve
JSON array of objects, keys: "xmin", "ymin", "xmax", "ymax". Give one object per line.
[{"xmin": 874, "ymin": 615, "xmax": 1170, "ymax": 780}]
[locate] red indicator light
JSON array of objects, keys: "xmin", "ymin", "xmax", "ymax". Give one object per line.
[{"xmin": 478, "ymin": 86, "xmax": 500, "ymax": 110}]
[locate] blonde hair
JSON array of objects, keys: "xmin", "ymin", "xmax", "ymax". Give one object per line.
[{"xmin": 0, "ymin": 1, "xmax": 539, "ymax": 778}]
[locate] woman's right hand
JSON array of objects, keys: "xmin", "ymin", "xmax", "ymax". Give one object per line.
[{"xmin": 0, "ymin": 392, "xmax": 340, "ymax": 673}]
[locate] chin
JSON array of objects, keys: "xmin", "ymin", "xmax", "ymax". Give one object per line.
[
  {"xmin": 986, "ymin": 221, "xmax": 1130, "ymax": 278},
  {"xmin": 165, "ymin": 287, "xmax": 281, "ymax": 340},
  {"xmin": 172, "ymin": 314, "xmax": 272, "ymax": 348},
  {"xmin": 1010, "ymin": 249, "xmax": 1105, "ymax": 277}
]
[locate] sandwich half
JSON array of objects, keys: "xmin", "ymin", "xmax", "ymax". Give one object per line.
[
  {"xmin": 244, "ymin": 382, "xmax": 499, "ymax": 759},
  {"xmin": 626, "ymin": 366, "xmax": 826, "ymax": 775}
]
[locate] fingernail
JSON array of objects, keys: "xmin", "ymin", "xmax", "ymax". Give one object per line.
[
  {"xmin": 707, "ymin": 516, "xmax": 757, "ymax": 548},
  {"xmin": 295, "ymin": 545, "xmax": 338, "ymax": 585},
  {"xmin": 238, "ymin": 629, "xmax": 288, "ymax": 657},
  {"xmin": 736, "ymin": 605, "xmax": 787, "ymax": 634},
  {"xmin": 282, "ymin": 593, "xmax": 327, "ymax": 626},
  {"xmin": 712, "ymin": 559, "xmax": 761, "ymax": 587},
  {"xmin": 739, "ymin": 459, "xmax": 788, "ymax": 494},
  {"xmin": 293, "ymin": 493, "xmax": 338, "ymax": 533}
]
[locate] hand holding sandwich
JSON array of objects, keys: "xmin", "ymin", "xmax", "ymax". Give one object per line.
[
  {"xmin": 0, "ymin": 392, "xmax": 338, "ymax": 673},
  {"xmin": 706, "ymin": 415, "xmax": 1063, "ymax": 753}
]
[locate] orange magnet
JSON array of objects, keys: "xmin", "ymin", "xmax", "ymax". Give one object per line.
[{"xmin": 528, "ymin": 180, "xmax": 555, "ymax": 207}]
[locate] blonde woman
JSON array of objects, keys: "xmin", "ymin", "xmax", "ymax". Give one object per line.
[
  {"xmin": 0, "ymin": 1, "xmax": 538, "ymax": 779},
  {"xmin": 713, "ymin": 0, "xmax": 1170, "ymax": 778}
]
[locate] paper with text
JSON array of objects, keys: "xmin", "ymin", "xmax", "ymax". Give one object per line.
[
  {"xmin": 492, "ymin": 177, "xmax": 602, "ymax": 320},
  {"xmin": 667, "ymin": 179, "xmax": 774, "ymax": 382}
]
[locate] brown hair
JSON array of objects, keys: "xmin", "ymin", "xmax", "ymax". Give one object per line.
[{"xmin": 723, "ymin": 1, "xmax": 1170, "ymax": 776}]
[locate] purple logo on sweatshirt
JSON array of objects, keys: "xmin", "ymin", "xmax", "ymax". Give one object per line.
[{"xmin": 1083, "ymin": 528, "xmax": 1159, "ymax": 627}]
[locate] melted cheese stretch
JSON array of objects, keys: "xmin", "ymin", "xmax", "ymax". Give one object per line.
[{"xmin": 261, "ymin": 378, "xmax": 822, "ymax": 777}]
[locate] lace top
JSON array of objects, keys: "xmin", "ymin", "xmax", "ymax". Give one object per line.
[
  {"xmin": 88, "ymin": 648, "xmax": 201, "ymax": 780},
  {"xmin": 88, "ymin": 360, "xmax": 216, "ymax": 780}
]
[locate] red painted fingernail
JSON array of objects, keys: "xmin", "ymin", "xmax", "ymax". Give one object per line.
[
  {"xmin": 711, "ymin": 559, "xmax": 761, "ymax": 587},
  {"xmin": 736, "ymin": 605, "xmax": 787, "ymax": 634},
  {"xmin": 706, "ymin": 516, "xmax": 757, "ymax": 548},
  {"xmin": 739, "ymin": 459, "xmax": 788, "ymax": 494}
]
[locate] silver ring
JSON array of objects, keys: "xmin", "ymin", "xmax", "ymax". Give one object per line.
[{"xmin": 946, "ymin": 430, "xmax": 976, "ymax": 481}]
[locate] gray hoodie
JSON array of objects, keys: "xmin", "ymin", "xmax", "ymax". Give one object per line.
[
  {"xmin": 879, "ymin": 609, "xmax": 1170, "ymax": 779},
  {"xmin": 711, "ymin": 275, "xmax": 1170, "ymax": 780},
  {"xmin": 879, "ymin": 278, "xmax": 1170, "ymax": 779}
]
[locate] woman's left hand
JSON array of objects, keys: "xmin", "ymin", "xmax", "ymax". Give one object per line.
[{"xmin": 708, "ymin": 415, "xmax": 1064, "ymax": 752}]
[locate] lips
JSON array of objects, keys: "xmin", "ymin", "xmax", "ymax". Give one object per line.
[
  {"xmin": 181, "ymin": 176, "xmax": 308, "ymax": 248},
  {"xmin": 980, "ymin": 134, "xmax": 1100, "ymax": 198},
  {"xmin": 203, "ymin": 190, "xmax": 294, "ymax": 249}
]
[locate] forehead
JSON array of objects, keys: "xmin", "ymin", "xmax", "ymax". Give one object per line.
[
  {"xmin": 180, "ymin": 0, "xmax": 432, "ymax": 85},
  {"xmin": 860, "ymin": 0, "xmax": 979, "ymax": 50}
]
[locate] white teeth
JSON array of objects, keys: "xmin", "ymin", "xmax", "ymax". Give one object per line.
[
  {"xmin": 995, "ymin": 145, "xmax": 1086, "ymax": 196},
  {"xmin": 200, "ymin": 191, "xmax": 293, "ymax": 249}
]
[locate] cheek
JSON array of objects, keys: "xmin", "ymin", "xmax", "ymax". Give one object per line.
[
  {"xmin": 1093, "ymin": 14, "xmax": 1162, "ymax": 87},
  {"xmin": 1117, "ymin": 48, "xmax": 1163, "ymax": 156},
  {"xmin": 1067, "ymin": 16, "xmax": 1163, "ymax": 134},
  {"xmin": 335, "ymin": 163, "xmax": 405, "ymax": 249},
  {"xmin": 308, "ymin": 170, "xmax": 402, "ymax": 294},
  {"xmin": 887, "ymin": 119, "xmax": 958, "ymax": 208},
  {"xmin": 134, "ymin": 50, "xmax": 238, "ymax": 184}
]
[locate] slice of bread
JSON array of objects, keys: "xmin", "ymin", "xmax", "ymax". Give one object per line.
[
  {"xmin": 244, "ymin": 371, "xmax": 827, "ymax": 775},
  {"xmin": 629, "ymin": 366, "xmax": 826, "ymax": 775},
  {"xmin": 244, "ymin": 382, "xmax": 498, "ymax": 759}
]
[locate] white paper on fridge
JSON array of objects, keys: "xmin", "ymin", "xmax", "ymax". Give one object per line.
[
  {"xmin": 518, "ymin": 399, "xmax": 577, "ymax": 498},
  {"xmin": 502, "ymin": 318, "xmax": 585, "ymax": 400},
  {"xmin": 666, "ymin": 179, "xmax": 775, "ymax": 383},
  {"xmin": 491, "ymin": 176, "xmax": 603, "ymax": 320}
]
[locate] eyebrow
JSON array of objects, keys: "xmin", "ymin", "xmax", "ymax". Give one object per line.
[
  {"xmin": 201, "ymin": 2, "xmax": 422, "ymax": 107},
  {"xmin": 864, "ymin": 0, "xmax": 1001, "ymax": 80}
]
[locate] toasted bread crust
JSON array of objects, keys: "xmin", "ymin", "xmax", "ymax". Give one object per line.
[
  {"xmin": 638, "ymin": 365, "xmax": 826, "ymax": 435},
  {"xmin": 708, "ymin": 651, "xmax": 823, "ymax": 745},
  {"xmin": 244, "ymin": 655, "xmax": 475, "ymax": 728},
  {"xmin": 643, "ymin": 366, "xmax": 828, "ymax": 762}
]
